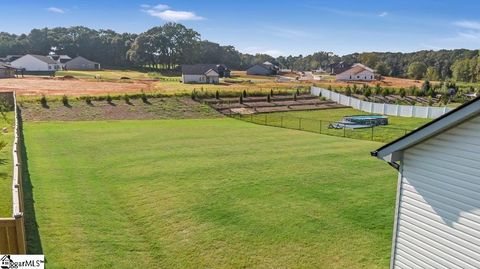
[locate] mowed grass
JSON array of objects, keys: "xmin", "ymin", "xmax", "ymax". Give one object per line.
[
  {"xmin": 0, "ymin": 112, "xmax": 14, "ymax": 217},
  {"xmin": 24, "ymin": 118, "xmax": 397, "ymax": 268},
  {"xmin": 243, "ymin": 108, "xmax": 432, "ymax": 143}
]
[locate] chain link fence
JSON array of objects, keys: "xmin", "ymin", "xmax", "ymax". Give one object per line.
[{"xmin": 230, "ymin": 112, "xmax": 411, "ymax": 143}]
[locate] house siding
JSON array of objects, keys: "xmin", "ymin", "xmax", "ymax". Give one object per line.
[
  {"xmin": 182, "ymin": 74, "xmax": 218, "ymax": 84},
  {"xmin": 336, "ymin": 70, "xmax": 375, "ymax": 81},
  {"xmin": 65, "ymin": 57, "xmax": 100, "ymax": 70},
  {"xmin": 246, "ymin": 65, "xmax": 272, "ymax": 76},
  {"xmin": 393, "ymin": 114, "xmax": 480, "ymax": 268},
  {"xmin": 10, "ymin": 55, "xmax": 57, "ymax": 71}
]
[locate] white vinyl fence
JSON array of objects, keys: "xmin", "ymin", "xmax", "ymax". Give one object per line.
[{"xmin": 311, "ymin": 86, "xmax": 452, "ymax": 119}]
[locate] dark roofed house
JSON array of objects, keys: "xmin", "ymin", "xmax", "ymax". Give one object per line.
[
  {"xmin": 246, "ymin": 61, "xmax": 279, "ymax": 76},
  {"xmin": 182, "ymin": 64, "xmax": 220, "ymax": 84},
  {"xmin": 0, "ymin": 62, "xmax": 17, "ymax": 78},
  {"xmin": 328, "ymin": 61, "xmax": 352, "ymax": 75}
]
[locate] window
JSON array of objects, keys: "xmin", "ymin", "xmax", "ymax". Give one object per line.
[{"xmin": 357, "ymin": 76, "xmax": 359, "ymax": 79}]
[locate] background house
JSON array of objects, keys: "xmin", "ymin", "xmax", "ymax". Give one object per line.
[
  {"xmin": 182, "ymin": 64, "xmax": 220, "ymax": 84},
  {"xmin": 65, "ymin": 56, "xmax": 100, "ymax": 70},
  {"xmin": 372, "ymin": 97, "xmax": 480, "ymax": 268},
  {"xmin": 246, "ymin": 61, "xmax": 279, "ymax": 76},
  {"xmin": 0, "ymin": 62, "xmax": 16, "ymax": 78},
  {"xmin": 328, "ymin": 61, "xmax": 351, "ymax": 75},
  {"xmin": 10, "ymin": 54, "xmax": 60, "ymax": 71},
  {"xmin": 48, "ymin": 54, "xmax": 72, "ymax": 69},
  {"xmin": 335, "ymin": 63, "xmax": 375, "ymax": 81}
]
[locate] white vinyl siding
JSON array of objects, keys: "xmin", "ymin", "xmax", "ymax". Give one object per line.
[{"xmin": 393, "ymin": 115, "xmax": 480, "ymax": 268}]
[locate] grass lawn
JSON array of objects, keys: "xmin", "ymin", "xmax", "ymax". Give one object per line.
[
  {"xmin": 241, "ymin": 108, "xmax": 432, "ymax": 143},
  {"xmin": 0, "ymin": 112, "xmax": 14, "ymax": 217},
  {"xmin": 24, "ymin": 118, "xmax": 397, "ymax": 268}
]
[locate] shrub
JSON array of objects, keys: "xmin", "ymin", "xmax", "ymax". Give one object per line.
[
  {"xmin": 375, "ymin": 84, "xmax": 382, "ymax": 95},
  {"xmin": 40, "ymin": 95, "xmax": 47, "ymax": 107},
  {"xmin": 242, "ymin": 90, "xmax": 247, "ymax": 98},
  {"xmin": 399, "ymin": 88, "xmax": 406, "ymax": 98},
  {"xmin": 106, "ymin": 95, "xmax": 113, "ymax": 104},
  {"xmin": 293, "ymin": 92, "xmax": 297, "ymax": 101},
  {"xmin": 328, "ymin": 85, "xmax": 332, "ymax": 91},
  {"xmin": 215, "ymin": 90, "xmax": 219, "ymax": 99},
  {"xmin": 364, "ymin": 88, "xmax": 372, "ymax": 98},
  {"xmin": 296, "ymin": 88, "xmax": 300, "ymax": 95},
  {"xmin": 382, "ymin": 88, "xmax": 390, "ymax": 97},
  {"xmin": 428, "ymin": 96, "xmax": 434, "ymax": 106},
  {"xmin": 124, "ymin": 94, "xmax": 130, "ymax": 104},
  {"xmin": 345, "ymin": 87, "xmax": 352, "ymax": 96},
  {"xmin": 85, "ymin": 96, "xmax": 92, "ymax": 105},
  {"xmin": 191, "ymin": 90, "xmax": 196, "ymax": 100},
  {"xmin": 239, "ymin": 94, "xmax": 243, "ymax": 104},
  {"xmin": 267, "ymin": 94, "xmax": 271, "ymax": 103},
  {"xmin": 62, "ymin": 95, "xmax": 69, "ymax": 106},
  {"xmin": 141, "ymin": 91, "xmax": 148, "ymax": 103},
  {"xmin": 120, "ymin": 77, "xmax": 130, "ymax": 80},
  {"xmin": 320, "ymin": 96, "xmax": 327, "ymax": 101},
  {"xmin": 270, "ymin": 89, "xmax": 274, "ymax": 96}
]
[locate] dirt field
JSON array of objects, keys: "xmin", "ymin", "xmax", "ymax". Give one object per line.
[{"xmin": 0, "ymin": 77, "xmax": 152, "ymax": 96}]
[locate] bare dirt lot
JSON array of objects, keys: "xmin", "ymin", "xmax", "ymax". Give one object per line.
[{"xmin": 0, "ymin": 77, "xmax": 151, "ymax": 96}]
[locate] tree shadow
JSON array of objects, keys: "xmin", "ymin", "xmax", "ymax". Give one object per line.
[{"xmin": 18, "ymin": 108, "xmax": 44, "ymax": 255}]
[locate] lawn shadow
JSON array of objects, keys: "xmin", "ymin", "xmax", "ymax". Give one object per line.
[
  {"xmin": 18, "ymin": 108, "xmax": 44, "ymax": 255},
  {"xmin": 107, "ymin": 101, "xmax": 116, "ymax": 107},
  {"xmin": 0, "ymin": 158, "xmax": 7, "ymax": 165},
  {"xmin": 142, "ymin": 99, "xmax": 152, "ymax": 105}
]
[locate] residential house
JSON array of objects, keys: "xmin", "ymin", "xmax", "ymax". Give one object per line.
[
  {"xmin": 181, "ymin": 64, "xmax": 220, "ymax": 84},
  {"xmin": 246, "ymin": 61, "xmax": 279, "ymax": 76},
  {"xmin": 328, "ymin": 61, "xmax": 352, "ymax": 75},
  {"xmin": 372, "ymin": 96, "xmax": 480, "ymax": 268},
  {"xmin": 335, "ymin": 63, "xmax": 375, "ymax": 81},
  {"xmin": 48, "ymin": 54, "xmax": 72, "ymax": 69},
  {"xmin": 0, "ymin": 55, "xmax": 22, "ymax": 63},
  {"xmin": 0, "ymin": 62, "xmax": 16, "ymax": 78},
  {"xmin": 10, "ymin": 54, "xmax": 60, "ymax": 71},
  {"xmin": 65, "ymin": 56, "xmax": 101, "ymax": 70}
]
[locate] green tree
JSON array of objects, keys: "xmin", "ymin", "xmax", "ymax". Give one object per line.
[
  {"xmin": 375, "ymin": 62, "xmax": 390, "ymax": 76},
  {"xmin": 425, "ymin": 67, "xmax": 439, "ymax": 81},
  {"xmin": 408, "ymin": 62, "xmax": 427, "ymax": 79}
]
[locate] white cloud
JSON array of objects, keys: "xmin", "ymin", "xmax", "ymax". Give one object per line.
[
  {"xmin": 142, "ymin": 4, "xmax": 204, "ymax": 21},
  {"xmin": 46, "ymin": 7, "xmax": 66, "ymax": 14},
  {"xmin": 454, "ymin": 20, "xmax": 480, "ymax": 30},
  {"xmin": 243, "ymin": 46, "xmax": 283, "ymax": 57},
  {"xmin": 153, "ymin": 4, "xmax": 170, "ymax": 10},
  {"xmin": 379, "ymin": 11, "xmax": 388, "ymax": 17}
]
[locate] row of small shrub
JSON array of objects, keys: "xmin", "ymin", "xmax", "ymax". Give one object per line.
[{"xmin": 191, "ymin": 86, "xmax": 310, "ymax": 100}]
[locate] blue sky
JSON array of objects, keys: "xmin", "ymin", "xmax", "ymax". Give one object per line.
[{"xmin": 1, "ymin": 0, "xmax": 479, "ymax": 56}]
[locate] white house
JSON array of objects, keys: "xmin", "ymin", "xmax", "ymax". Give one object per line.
[
  {"xmin": 336, "ymin": 63, "xmax": 375, "ymax": 81},
  {"xmin": 10, "ymin": 54, "xmax": 60, "ymax": 71},
  {"xmin": 181, "ymin": 64, "xmax": 219, "ymax": 84},
  {"xmin": 372, "ymin": 97, "xmax": 480, "ymax": 268}
]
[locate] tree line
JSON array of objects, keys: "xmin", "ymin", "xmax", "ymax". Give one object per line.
[{"xmin": 0, "ymin": 23, "xmax": 479, "ymax": 81}]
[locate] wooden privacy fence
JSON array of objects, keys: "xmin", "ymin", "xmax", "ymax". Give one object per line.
[
  {"xmin": 0, "ymin": 92, "xmax": 26, "ymax": 254},
  {"xmin": 311, "ymin": 86, "xmax": 452, "ymax": 119}
]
